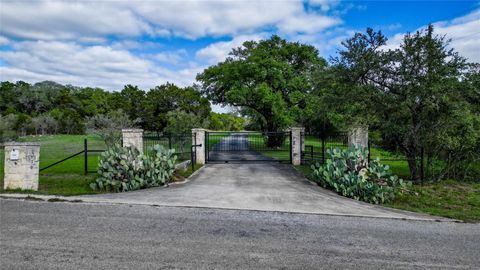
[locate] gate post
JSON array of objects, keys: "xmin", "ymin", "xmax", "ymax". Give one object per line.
[
  {"xmin": 290, "ymin": 127, "xmax": 304, "ymax": 165},
  {"xmin": 192, "ymin": 128, "xmax": 206, "ymax": 165},
  {"xmin": 122, "ymin": 129, "xmax": 144, "ymax": 153},
  {"xmin": 347, "ymin": 126, "xmax": 368, "ymax": 149},
  {"xmin": 4, "ymin": 142, "xmax": 40, "ymax": 191}
]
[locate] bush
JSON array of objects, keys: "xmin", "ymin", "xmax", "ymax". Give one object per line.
[
  {"xmin": 311, "ymin": 147, "xmax": 409, "ymax": 204},
  {"xmin": 91, "ymin": 144, "xmax": 177, "ymax": 192}
]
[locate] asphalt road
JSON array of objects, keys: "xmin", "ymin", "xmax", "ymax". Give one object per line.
[{"xmin": 1, "ymin": 199, "xmax": 479, "ymax": 269}]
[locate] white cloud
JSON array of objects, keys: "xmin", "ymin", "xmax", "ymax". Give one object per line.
[
  {"xmin": 0, "ymin": 0, "xmax": 340, "ymax": 40},
  {"xmin": 0, "ymin": 36, "xmax": 10, "ymax": 46},
  {"xmin": 196, "ymin": 34, "xmax": 267, "ymax": 64},
  {"xmin": 308, "ymin": 0, "xmax": 340, "ymax": 12},
  {"xmin": 278, "ymin": 13, "xmax": 342, "ymax": 34},
  {"xmin": 152, "ymin": 50, "xmax": 187, "ymax": 65},
  {"xmin": 0, "ymin": 1, "xmax": 151, "ymax": 40},
  {"xmin": 384, "ymin": 9, "xmax": 480, "ymax": 63},
  {"xmin": 0, "ymin": 40, "xmax": 197, "ymax": 90}
]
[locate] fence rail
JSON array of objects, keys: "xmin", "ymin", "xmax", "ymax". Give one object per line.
[
  {"xmin": 38, "ymin": 138, "xmax": 106, "ymax": 175},
  {"xmin": 301, "ymin": 132, "xmax": 348, "ymax": 165},
  {"xmin": 143, "ymin": 133, "xmax": 193, "ymax": 162}
]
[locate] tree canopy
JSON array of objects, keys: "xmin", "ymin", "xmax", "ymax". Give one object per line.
[
  {"xmin": 197, "ymin": 35, "xmax": 326, "ymax": 132},
  {"xmin": 333, "ymin": 25, "xmax": 479, "ymax": 181}
]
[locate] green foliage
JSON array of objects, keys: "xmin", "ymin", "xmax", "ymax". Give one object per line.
[
  {"xmin": 208, "ymin": 112, "xmax": 246, "ymax": 131},
  {"xmin": 332, "ymin": 25, "xmax": 479, "ymax": 181},
  {"xmin": 164, "ymin": 110, "xmax": 209, "ymax": 134},
  {"xmin": 312, "ymin": 147, "xmax": 409, "ymax": 204},
  {"xmin": 0, "ymin": 81, "xmax": 213, "ymax": 136},
  {"xmin": 197, "ymin": 35, "xmax": 326, "ymax": 132},
  {"xmin": 91, "ymin": 144, "xmax": 177, "ymax": 192},
  {"xmin": 144, "ymin": 83, "xmax": 211, "ymax": 131}
]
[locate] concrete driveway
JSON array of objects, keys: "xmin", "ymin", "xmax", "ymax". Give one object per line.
[{"xmin": 67, "ymin": 163, "xmax": 443, "ymax": 221}]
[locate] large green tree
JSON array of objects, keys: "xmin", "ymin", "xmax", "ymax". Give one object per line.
[
  {"xmin": 197, "ymin": 35, "xmax": 326, "ymax": 136},
  {"xmin": 334, "ymin": 25, "xmax": 478, "ymax": 181},
  {"xmin": 144, "ymin": 83, "xmax": 211, "ymax": 132}
]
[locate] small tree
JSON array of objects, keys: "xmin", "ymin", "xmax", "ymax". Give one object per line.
[{"xmin": 334, "ymin": 25, "xmax": 476, "ymax": 182}]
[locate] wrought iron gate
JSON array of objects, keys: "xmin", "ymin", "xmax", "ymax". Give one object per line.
[{"xmin": 206, "ymin": 131, "xmax": 291, "ymax": 163}]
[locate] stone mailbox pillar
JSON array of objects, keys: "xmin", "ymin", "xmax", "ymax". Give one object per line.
[
  {"xmin": 3, "ymin": 142, "xmax": 40, "ymax": 191},
  {"xmin": 348, "ymin": 126, "xmax": 368, "ymax": 148},
  {"xmin": 192, "ymin": 128, "xmax": 206, "ymax": 165},
  {"xmin": 290, "ymin": 127, "xmax": 304, "ymax": 166},
  {"xmin": 122, "ymin": 129, "xmax": 143, "ymax": 153}
]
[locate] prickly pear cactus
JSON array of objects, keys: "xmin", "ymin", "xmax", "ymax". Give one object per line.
[{"xmin": 311, "ymin": 146, "xmax": 409, "ymax": 204}]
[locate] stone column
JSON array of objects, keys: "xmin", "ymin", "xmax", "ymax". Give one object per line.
[
  {"xmin": 122, "ymin": 129, "xmax": 144, "ymax": 153},
  {"xmin": 348, "ymin": 126, "xmax": 368, "ymax": 148},
  {"xmin": 3, "ymin": 142, "xmax": 40, "ymax": 191},
  {"xmin": 192, "ymin": 128, "xmax": 206, "ymax": 165},
  {"xmin": 290, "ymin": 127, "xmax": 304, "ymax": 165}
]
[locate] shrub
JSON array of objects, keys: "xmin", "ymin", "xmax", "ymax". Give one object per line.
[
  {"xmin": 142, "ymin": 145, "xmax": 177, "ymax": 187},
  {"xmin": 91, "ymin": 144, "xmax": 177, "ymax": 192},
  {"xmin": 311, "ymin": 147, "xmax": 409, "ymax": 204}
]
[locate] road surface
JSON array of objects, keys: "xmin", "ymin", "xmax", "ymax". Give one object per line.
[{"xmin": 1, "ymin": 199, "xmax": 479, "ymax": 269}]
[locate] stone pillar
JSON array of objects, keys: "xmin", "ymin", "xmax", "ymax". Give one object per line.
[
  {"xmin": 3, "ymin": 142, "xmax": 40, "ymax": 191},
  {"xmin": 290, "ymin": 127, "xmax": 304, "ymax": 165},
  {"xmin": 348, "ymin": 126, "xmax": 368, "ymax": 148},
  {"xmin": 122, "ymin": 129, "xmax": 144, "ymax": 153},
  {"xmin": 192, "ymin": 128, "xmax": 206, "ymax": 165}
]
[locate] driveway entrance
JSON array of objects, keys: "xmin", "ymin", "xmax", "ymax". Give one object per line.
[
  {"xmin": 206, "ymin": 131, "xmax": 291, "ymax": 163},
  {"xmin": 80, "ymin": 163, "xmax": 443, "ymax": 220}
]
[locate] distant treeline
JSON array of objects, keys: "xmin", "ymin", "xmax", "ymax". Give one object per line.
[{"xmin": 0, "ymin": 81, "xmax": 246, "ymax": 141}]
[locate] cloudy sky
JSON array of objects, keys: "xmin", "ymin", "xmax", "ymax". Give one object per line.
[{"xmin": 0, "ymin": 0, "xmax": 479, "ymax": 92}]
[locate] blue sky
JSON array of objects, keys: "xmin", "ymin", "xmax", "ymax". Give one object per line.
[{"xmin": 0, "ymin": 0, "xmax": 479, "ymax": 93}]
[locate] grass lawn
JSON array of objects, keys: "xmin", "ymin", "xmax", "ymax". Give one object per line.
[
  {"xmin": 304, "ymin": 135, "xmax": 412, "ymax": 179},
  {"xmin": 295, "ymin": 164, "xmax": 480, "ymax": 222},
  {"xmin": 1, "ymin": 134, "xmax": 200, "ymax": 196},
  {"xmin": 1, "ymin": 134, "xmax": 106, "ymax": 196},
  {"xmin": 386, "ymin": 180, "xmax": 480, "ymax": 222},
  {"xmin": 144, "ymin": 134, "xmax": 192, "ymax": 161}
]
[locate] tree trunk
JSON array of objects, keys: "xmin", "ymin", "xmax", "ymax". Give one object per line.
[{"xmin": 406, "ymin": 151, "xmax": 420, "ymax": 183}]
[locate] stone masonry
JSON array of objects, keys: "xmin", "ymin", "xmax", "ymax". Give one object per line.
[
  {"xmin": 122, "ymin": 129, "xmax": 144, "ymax": 154},
  {"xmin": 348, "ymin": 126, "xmax": 369, "ymax": 148},
  {"xmin": 291, "ymin": 127, "xmax": 304, "ymax": 166},
  {"xmin": 192, "ymin": 128, "xmax": 206, "ymax": 165},
  {"xmin": 3, "ymin": 142, "xmax": 40, "ymax": 191}
]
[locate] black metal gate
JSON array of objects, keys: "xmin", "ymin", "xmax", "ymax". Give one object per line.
[{"xmin": 206, "ymin": 131, "xmax": 291, "ymax": 163}]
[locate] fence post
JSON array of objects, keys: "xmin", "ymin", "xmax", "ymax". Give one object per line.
[
  {"xmin": 348, "ymin": 126, "xmax": 369, "ymax": 149},
  {"xmin": 321, "ymin": 134, "xmax": 325, "ymax": 165},
  {"xmin": 3, "ymin": 142, "xmax": 40, "ymax": 191},
  {"xmin": 191, "ymin": 128, "xmax": 206, "ymax": 165},
  {"xmin": 84, "ymin": 138, "xmax": 88, "ymax": 176},
  {"xmin": 122, "ymin": 129, "xmax": 144, "ymax": 153},
  {"xmin": 420, "ymin": 146, "xmax": 425, "ymax": 185},
  {"xmin": 168, "ymin": 134, "xmax": 172, "ymax": 150},
  {"xmin": 367, "ymin": 141, "xmax": 371, "ymax": 164},
  {"xmin": 290, "ymin": 127, "xmax": 304, "ymax": 165}
]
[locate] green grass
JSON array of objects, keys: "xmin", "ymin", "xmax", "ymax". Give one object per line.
[
  {"xmin": 0, "ymin": 134, "xmax": 201, "ymax": 196},
  {"xmin": 295, "ymin": 164, "xmax": 480, "ymax": 222},
  {"xmin": 144, "ymin": 134, "xmax": 193, "ymax": 161},
  {"xmin": 1, "ymin": 134, "xmax": 107, "ymax": 196},
  {"xmin": 303, "ymin": 135, "xmax": 412, "ymax": 179},
  {"xmin": 386, "ymin": 180, "xmax": 480, "ymax": 222}
]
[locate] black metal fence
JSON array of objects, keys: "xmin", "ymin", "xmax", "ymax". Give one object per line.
[
  {"xmin": 143, "ymin": 133, "xmax": 193, "ymax": 161},
  {"xmin": 206, "ymin": 131, "xmax": 291, "ymax": 162},
  {"xmin": 301, "ymin": 132, "xmax": 348, "ymax": 165}
]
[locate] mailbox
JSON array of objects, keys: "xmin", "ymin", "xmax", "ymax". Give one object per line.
[{"xmin": 10, "ymin": 149, "xmax": 20, "ymax": 161}]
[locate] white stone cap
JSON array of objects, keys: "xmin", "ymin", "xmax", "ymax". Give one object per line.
[
  {"xmin": 122, "ymin": 129, "xmax": 143, "ymax": 133},
  {"xmin": 191, "ymin": 128, "xmax": 208, "ymax": 132},
  {"xmin": 289, "ymin": 127, "xmax": 305, "ymax": 131},
  {"xmin": 3, "ymin": 142, "xmax": 41, "ymax": 146}
]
